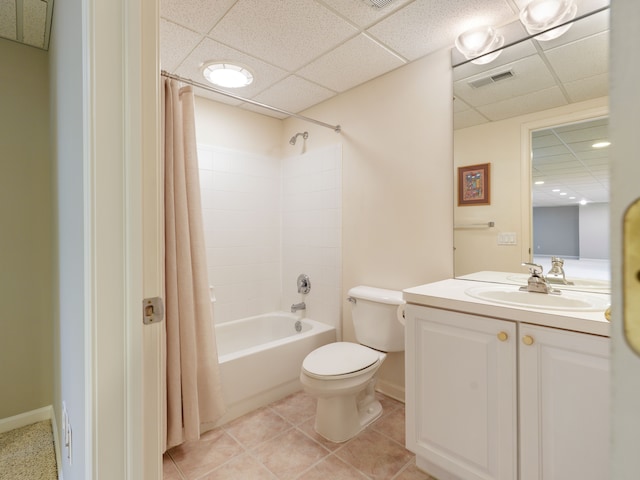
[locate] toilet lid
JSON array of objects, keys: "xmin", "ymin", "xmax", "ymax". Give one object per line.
[{"xmin": 303, "ymin": 342, "xmax": 380, "ymax": 377}]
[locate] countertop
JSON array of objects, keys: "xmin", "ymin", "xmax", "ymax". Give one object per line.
[{"xmin": 403, "ymin": 278, "xmax": 611, "ymax": 337}]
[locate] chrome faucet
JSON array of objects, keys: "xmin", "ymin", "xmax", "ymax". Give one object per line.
[
  {"xmin": 519, "ymin": 262, "xmax": 561, "ymax": 295},
  {"xmin": 291, "ymin": 301, "xmax": 306, "ymax": 313},
  {"xmin": 546, "ymin": 256, "xmax": 574, "ymax": 285}
]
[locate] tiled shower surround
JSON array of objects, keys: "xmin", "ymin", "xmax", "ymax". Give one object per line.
[{"xmin": 198, "ymin": 144, "xmax": 342, "ymax": 332}]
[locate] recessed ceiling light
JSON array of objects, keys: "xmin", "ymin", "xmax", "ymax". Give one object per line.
[
  {"xmin": 580, "ymin": 199, "xmax": 588, "ymax": 205},
  {"xmin": 534, "ymin": 180, "xmax": 545, "ymax": 185},
  {"xmin": 592, "ymin": 141, "xmax": 611, "ymax": 149},
  {"xmin": 520, "ymin": 0, "xmax": 577, "ymax": 41},
  {"xmin": 202, "ymin": 62, "xmax": 254, "ymax": 88},
  {"xmin": 560, "ymin": 192, "xmax": 567, "ymax": 195},
  {"xmin": 455, "ymin": 25, "xmax": 504, "ymax": 65},
  {"xmin": 569, "ymin": 196, "xmax": 576, "ymax": 199},
  {"xmin": 552, "ymin": 189, "xmax": 560, "ymax": 192}
]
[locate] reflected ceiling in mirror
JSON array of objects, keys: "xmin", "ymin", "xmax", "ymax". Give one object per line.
[
  {"xmin": 532, "ymin": 117, "xmax": 609, "ymax": 207},
  {"xmin": 453, "ymin": 3, "xmax": 609, "ymax": 130}
]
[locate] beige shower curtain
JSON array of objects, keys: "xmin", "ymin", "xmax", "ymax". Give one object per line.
[{"xmin": 163, "ymin": 78, "xmax": 225, "ymax": 450}]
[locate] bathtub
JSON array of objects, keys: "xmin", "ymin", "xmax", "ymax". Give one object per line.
[{"xmin": 212, "ymin": 312, "xmax": 336, "ymax": 426}]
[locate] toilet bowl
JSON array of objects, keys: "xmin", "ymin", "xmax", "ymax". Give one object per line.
[{"xmin": 300, "ymin": 286, "xmax": 405, "ymax": 443}]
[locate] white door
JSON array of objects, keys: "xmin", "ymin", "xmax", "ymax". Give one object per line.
[
  {"xmin": 519, "ymin": 324, "xmax": 609, "ymax": 480},
  {"xmin": 406, "ymin": 305, "xmax": 517, "ymax": 480}
]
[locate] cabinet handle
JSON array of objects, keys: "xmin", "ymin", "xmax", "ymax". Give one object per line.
[
  {"xmin": 522, "ymin": 335, "xmax": 535, "ymax": 346},
  {"xmin": 497, "ymin": 331, "xmax": 509, "ymax": 342}
]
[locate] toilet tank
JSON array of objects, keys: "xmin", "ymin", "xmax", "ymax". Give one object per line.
[{"xmin": 348, "ymin": 286, "xmax": 405, "ymax": 352}]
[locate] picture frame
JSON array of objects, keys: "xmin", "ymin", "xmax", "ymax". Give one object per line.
[{"xmin": 458, "ymin": 163, "xmax": 490, "ymax": 206}]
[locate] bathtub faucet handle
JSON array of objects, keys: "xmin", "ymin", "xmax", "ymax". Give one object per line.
[{"xmin": 297, "ymin": 274, "xmax": 311, "ymax": 294}]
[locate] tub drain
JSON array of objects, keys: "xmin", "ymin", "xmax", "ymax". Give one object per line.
[{"xmin": 295, "ymin": 320, "xmax": 302, "ymax": 333}]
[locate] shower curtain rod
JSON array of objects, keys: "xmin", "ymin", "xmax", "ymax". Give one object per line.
[{"xmin": 161, "ymin": 70, "xmax": 341, "ymax": 133}]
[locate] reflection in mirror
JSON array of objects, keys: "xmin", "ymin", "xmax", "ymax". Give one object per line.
[{"xmin": 452, "ymin": 3, "xmax": 610, "ymax": 293}]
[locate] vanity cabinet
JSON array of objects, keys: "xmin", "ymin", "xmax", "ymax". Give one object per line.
[
  {"xmin": 405, "ymin": 304, "xmax": 610, "ymax": 480},
  {"xmin": 519, "ymin": 323, "xmax": 609, "ymax": 480}
]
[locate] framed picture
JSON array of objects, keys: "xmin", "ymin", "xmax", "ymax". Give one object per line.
[{"xmin": 458, "ymin": 163, "xmax": 490, "ymax": 206}]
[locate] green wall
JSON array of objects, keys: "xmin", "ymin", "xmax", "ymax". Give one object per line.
[{"xmin": 0, "ymin": 38, "xmax": 53, "ymax": 419}]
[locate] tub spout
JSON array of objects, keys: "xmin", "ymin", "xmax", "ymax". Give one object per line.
[{"xmin": 291, "ymin": 302, "xmax": 306, "ymax": 313}]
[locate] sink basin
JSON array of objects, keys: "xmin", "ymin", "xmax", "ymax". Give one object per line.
[{"xmin": 465, "ymin": 285, "xmax": 610, "ymax": 311}]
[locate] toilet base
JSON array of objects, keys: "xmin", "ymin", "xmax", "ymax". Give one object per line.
[{"xmin": 313, "ymin": 378, "xmax": 382, "ymax": 443}]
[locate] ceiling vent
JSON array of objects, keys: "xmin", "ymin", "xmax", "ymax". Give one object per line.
[
  {"xmin": 468, "ymin": 70, "xmax": 515, "ymax": 89},
  {"xmin": 363, "ymin": 0, "xmax": 396, "ymax": 8}
]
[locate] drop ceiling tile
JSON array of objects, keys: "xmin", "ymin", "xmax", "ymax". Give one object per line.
[
  {"xmin": 545, "ymin": 31, "xmax": 608, "ymax": 83},
  {"xmin": 160, "ymin": 0, "xmax": 236, "ymax": 34},
  {"xmin": 252, "ymin": 75, "xmax": 336, "ymax": 114},
  {"xmin": 369, "ymin": 0, "xmax": 516, "ymax": 61},
  {"xmin": 23, "ymin": 0, "xmax": 47, "ymax": 48},
  {"xmin": 209, "ymin": 0, "xmax": 358, "ymax": 71},
  {"xmin": 320, "ymin": 0, "xmax": 414, "ymax": 28},
  {"xmin": 477, "ymin": 86, "xmax": 568, "ymax": 121},
  {"xmin": 160, "ymin": 19, "xmax": 203, "ymax": 72},
  {"xmin": 454, "ymin": 109, "xmax": 489, "ymax": 130},
  {"xmin": 297, "ymin": 33, "xmax": 405, "ymax": 92},
  {"xmin": 0, "ymin": 0, "xmax": 16, "ymax": 40},
  {"xmin": 454, "ymin": 54, "xmax": 559, "ymax": 108},
  {"xmin": 175, "ymin": 37, "xmax": 288, "ymax": 99},
  {"xmin": 563, "ymin": 73, "xmax": 608, "ymax": 103}
]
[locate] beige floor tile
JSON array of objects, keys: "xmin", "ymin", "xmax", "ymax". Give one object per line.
[
  {"xmin": 251, "ymin": 428, "xmax": 329, "ymax": 480},
  {"xmin": 296, "ymin": 454, "xmax": 369, "ymax": 480},
  {"xmin": 372, "ymin": 405, "xmax": 406, "ymax": 446},
  {"xmin": 162, "ymin": 454, "xmax": 183, "ymax": 480},
  {"xmin": 224, "ymin": 407, "xmax": 292, "ymax": 448},
  {"xmin": 168, "ymin": 429, "xmax": 243, "ymax": 479},
  {"xmin": 270, "ymin": 391, "xmax": 317, "ymax": 425},
  {"xmin": 297, "ymin": 418, "xmax": 343, "ymax": 451},
  {"xmin": 198, "ymin": 453, "xmax": 277, "ymax": 480},
  {"xmin": 335, "ymin": 429, "xmax": 413, "ymax": 480}
]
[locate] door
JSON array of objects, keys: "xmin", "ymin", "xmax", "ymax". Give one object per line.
[
  {"xmin": 406, "ymin": 305, "xmax": 517, "ymax": 480},
  {"xmin": 519, "ymin": 324, "xmax": 609, "ymax": 480}
]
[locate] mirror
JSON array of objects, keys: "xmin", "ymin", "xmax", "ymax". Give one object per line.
[{"xmin": 452, "ymin": 4, "xmax": 610, "ymax": 292}]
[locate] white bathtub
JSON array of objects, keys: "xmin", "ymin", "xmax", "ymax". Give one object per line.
[{"xmin": 212, "ymin": 312, "xmax": 336, "ymax": 426}]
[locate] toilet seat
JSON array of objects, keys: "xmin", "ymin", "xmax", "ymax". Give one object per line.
[{"xmin": 302, "ymin": 342, "xmax": 381, "ymax": 379}]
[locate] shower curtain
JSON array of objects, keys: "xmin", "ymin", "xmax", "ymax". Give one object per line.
[{"xmin": 163, "ymin": 78, "xmax": 225, "ymax": 449}]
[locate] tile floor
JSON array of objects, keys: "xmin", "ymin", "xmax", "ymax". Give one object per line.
[{"xmin": 163, "ymin": 391, "xmax": 436, "ymax": 480}]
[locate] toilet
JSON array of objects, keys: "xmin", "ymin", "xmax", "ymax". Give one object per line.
[{"xmin": 300, "ymin": 285, "xmax": 405, "ymax": 443}]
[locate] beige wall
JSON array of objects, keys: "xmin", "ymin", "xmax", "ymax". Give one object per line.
[
  {"xmin": 454, "ymin": 96, "xmax": 608, "ymax": 277},
  {"xmin": 0, "ymin": 39, "xmax": 53, "ymax": 419},
  {"xmin": 194, "ymin": 96, "xmax": 283, "ymax": 157},
  {"xmin": 284, "ymin": 48, "xmax": 455, "ymax": 400}
]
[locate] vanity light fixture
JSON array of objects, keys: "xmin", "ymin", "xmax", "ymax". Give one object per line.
[
  {"xmin": 202, "ymin": 62, "xmax": 254, "ymax": 88},
  {"xmin": 592, "ymin": 141, "xmax": 611, "ymax": 148},
  {"xmin": 520, "ymin": 0, "xmax": 577, "ymax": 41},
  {"xmin": 455, "ymin": 25, "xmax": 504, "ymax": 65}
]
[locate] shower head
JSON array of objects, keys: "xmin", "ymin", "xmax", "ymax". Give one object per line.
[{"xmin": 289, "ymin": 131, "xmax": 309, "ymax": 145}]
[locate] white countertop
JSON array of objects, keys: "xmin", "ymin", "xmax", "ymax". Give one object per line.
[{"xmin": 403, "ymin": 278, "xmax": 611, "ymax": 337}]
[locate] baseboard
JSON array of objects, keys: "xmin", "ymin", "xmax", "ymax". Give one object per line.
[
  {"xmin": 376, "ymin": 379, "xmax": 405, "ymax": 403},
  {"xmin": 0, "ymin": 406, "xmax": 63, "ymax": 480}
]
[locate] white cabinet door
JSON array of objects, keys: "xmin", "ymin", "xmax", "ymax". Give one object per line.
[
  {"xmin": 406, "ymin": 305, "xmax": 517, "ymax": 480},
  {"xmin": 519, "ymin": 324, "xmax": 610, "ymax": 480}
]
